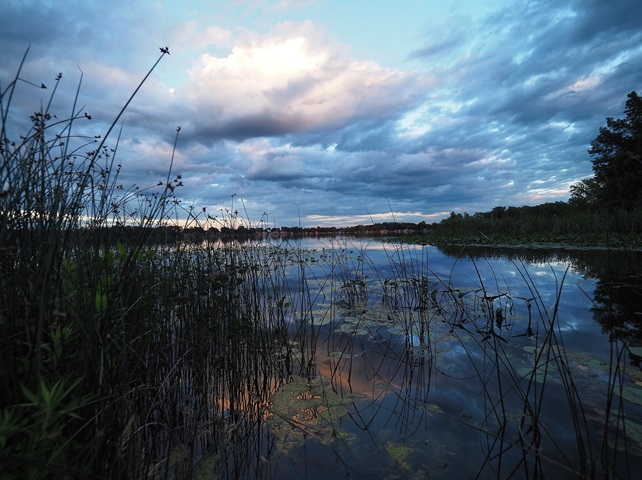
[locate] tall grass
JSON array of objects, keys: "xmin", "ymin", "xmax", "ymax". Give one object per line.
[
  {"xmin": 369, "ymin": 243, "xmax": 637, "ymax": 478},
  {"xmin": 2, "ymin": 50, "xmax": 637, "ymax": 479},
  {"xmin": 0, "ymin": 50, "xmax": 311, "ymax": 478},
  {"xmin": 0, "ymin": 47, "xmax": 185, "ymax": 477}
]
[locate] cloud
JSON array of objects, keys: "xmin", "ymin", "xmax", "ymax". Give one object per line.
[
  {"xmin": 177, "ymin": 23, "xmax": 431, "ymax": 143},
  {"xmin": 394, "ymin": 0, "xmax": 642, "ymax": 215},
  {"xmin": 2, "ymin": 0, "xmax": 641, "ymax": 228}
]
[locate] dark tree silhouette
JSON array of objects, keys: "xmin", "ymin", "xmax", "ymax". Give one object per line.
[{"xmin": 570, "ymin": 91, "xmax": 642, "ymax": 209}]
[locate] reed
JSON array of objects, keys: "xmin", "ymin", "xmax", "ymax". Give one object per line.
[
  {"xmin": 2, "ymin": 50, "xmax": 636, "ymax": 479},
  {"xmin": 373, "ymin": 243, "xmax": 637, "ymax": 478},
  {"xmin": 0, "ymin": 50, "xmax": 303, "ymax": 478}
]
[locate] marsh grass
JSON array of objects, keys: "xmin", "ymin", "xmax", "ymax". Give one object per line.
[
  {"xmin": 370, "ymin": 244, "xmax": 639, "ymax": 478},
  {"xmin": 0, "ymin": 50, "xmax": 313, "ymax": 479},
  {"xmin": 0, "ymin": 47, "xmax": 195, "ymax": 477},
  {"xmin": 1, "ymin": 50, "xmax": 637, "ymax": 479},
  {"xmin": 288, "ymin": 239, "xmax": 639, "ymax": 478}
]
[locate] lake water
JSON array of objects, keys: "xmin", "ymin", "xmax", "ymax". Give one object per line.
[{"xmin": 214, "ymin": 236, "xmax": 642, "ymax": 479}]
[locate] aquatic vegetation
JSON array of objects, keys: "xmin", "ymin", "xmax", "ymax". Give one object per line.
[
  {"xmin": 386, "ymin": 441, "xmax": 414, "ymax": 472},
  {"xmin": 264, "ymin": 375, "xmax": 356, "ymax": 455},
  {"xmin": 2, "ymin": 50, "xmax": 640, "ymax": 479}
]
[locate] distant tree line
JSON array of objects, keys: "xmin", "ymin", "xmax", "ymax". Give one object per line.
[
  {"xmin": 65, "ymin": 220, "xmax": 430, "ymax": 245},
  {"xmin": 429, "ymin": 91, "xmax": 642, "ymax": 246},
  {"xmin": 432, "ymin": 202, "xmax": 642, "ymax": 245},
  {"xmin": 64, "ymin": 91, "xmax": 641, "ymax": 247}
]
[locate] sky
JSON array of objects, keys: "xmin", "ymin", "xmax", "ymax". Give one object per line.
[{"xmin": 2, "ymin": 0, "xmax": 641, "ymax": 228}]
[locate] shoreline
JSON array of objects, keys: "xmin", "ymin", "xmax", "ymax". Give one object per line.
[{"xmin": 395, "ymin": 236, "xmax": 642, "ymax": 252}]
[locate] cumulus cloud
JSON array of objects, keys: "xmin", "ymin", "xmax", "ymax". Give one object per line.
[{"xmin": 177, "ymin": 23, "xmax": 431, "ymax": 143}]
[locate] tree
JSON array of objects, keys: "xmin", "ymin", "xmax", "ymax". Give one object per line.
[
  {"xmin": 491, "ymin": 206, "xmax": 506, "ymax": 220},
  {"xmin": 568, "ymin": 177, "xmax": 602, "ymax": 207},
  {"xmin": 571, "ymin": 91, "xmax": 642, "ymax": 209}
]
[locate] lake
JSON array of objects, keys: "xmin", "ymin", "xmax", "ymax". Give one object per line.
[{"xmin": 193, "ymin": 236, "xmax": 642, "ymax": 479}]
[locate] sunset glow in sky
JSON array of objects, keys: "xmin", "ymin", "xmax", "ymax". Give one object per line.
[{"xmin": 2, "ymin": 0, "xmax": 641, "ymax": 227}]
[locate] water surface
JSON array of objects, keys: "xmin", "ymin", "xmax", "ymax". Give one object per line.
[{"xmin": 219, "ymin": 237, "xmax": 642, "ymax": 479}]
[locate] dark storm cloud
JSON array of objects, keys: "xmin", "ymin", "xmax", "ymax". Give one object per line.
[{"xmin": 182, "ymin": 113, "xmax": 305, "ymax": 144}]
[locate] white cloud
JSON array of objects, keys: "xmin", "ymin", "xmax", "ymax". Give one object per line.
[{"xmin": 178, "ymin": 23, "xmax": 429, "ymax": 138}]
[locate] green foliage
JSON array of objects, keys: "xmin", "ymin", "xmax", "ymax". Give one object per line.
[
  {"xmin": 568, "ymin": 176, "xmax": 602, "ymax": 207},
  {"xmin": 426, "ymin": 201, "xmax": 642, "ymax": 247},
  {"xmin": 570, "ymin": 91, "xmax": 642, "ymax": 209},
  {"xmin": 0, "ymin": 49, "xmax": 183, "ymax": 478}
]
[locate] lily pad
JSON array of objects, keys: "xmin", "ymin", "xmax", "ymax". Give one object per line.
[
  {"xmin": 265, "ymin": 376, "xmax": 355, "ymax": 455},
  {"xmin": 386, "ymin": 441, "xmax": 414, "ymax": 472},
  {"xmin": 310, "ymin": 314, "xmax": 333, "ymax": 326},
  {"xmin": 616, "ymin": 386, "xmax": 642, "ymax": 406},
  {"xmin": 516, "ymin": 362, "xmax": 558, "ymax": 383},
  {"xmin": 387, "ymin": 325, "xmax": 406, "ymax": 335},
  {"xmin": 421, "ymin": 403, "xmax": 444, "ymax": 415},
  {"xmin": 336, "ymin": 322, "xmax": 370, "ymax": 336},
  {"xmin": 622, "ymin": 419, "xmax": 642, "ymax": 446},
  {"xmin": 584, "ymin": 358, "xmax": 612, "ymax": 372}
]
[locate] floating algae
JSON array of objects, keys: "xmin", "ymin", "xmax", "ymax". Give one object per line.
[
  {"xmin": 265, "ymin": 375, "xmax": 356, "ymax": 454},
  {"xmin": 386, "ymin": 441, "xmax": 414, "ymax": 472},
  {"xmin": 421, "ymin": 403, "xmax": 444, "ymax": 416}
]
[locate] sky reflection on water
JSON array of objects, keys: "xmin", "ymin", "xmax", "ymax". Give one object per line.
[{"xmin": 256, "ymin": 236, "xmax": 642, "ymax": 479}]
